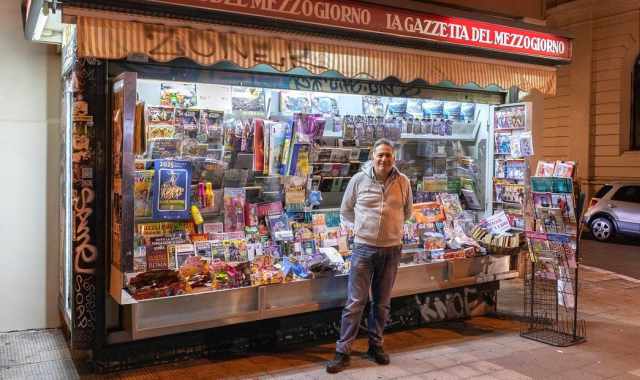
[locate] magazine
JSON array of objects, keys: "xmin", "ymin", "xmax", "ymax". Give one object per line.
[
  {"xmin": 495, "ymin": 133, "xmax": 511, "ymax": 154},
  {"xmin": 535, "ymin": 161, "xmax": 556, "ymax": 177},
  {"xmin": 553, "ymin": 161, "xmax": 575, "ymax": 178}
]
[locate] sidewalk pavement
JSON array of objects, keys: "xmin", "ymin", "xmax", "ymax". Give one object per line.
[{"xmin": 2, "ymin": 266, "xmax": 640, "ymax": 380}]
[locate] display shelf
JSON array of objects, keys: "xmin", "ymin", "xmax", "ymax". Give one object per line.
[
  {"xmin": 493, "ymin": 201, "xmax": 523, "ymax": 207},
  {"xmin": 108, "ymin": 255, "xmax": 515, "ymax": 342},
  {"xmin": 399, "ymin": 133, "xmax": 475, "ymax": 141}
]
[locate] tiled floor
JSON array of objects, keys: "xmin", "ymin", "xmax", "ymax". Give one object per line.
[{"xmin": 3, "ymin": 267, "xmax": 640, "ymax": 380}]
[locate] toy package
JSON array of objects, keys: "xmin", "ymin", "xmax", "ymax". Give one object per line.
[
  {"xmin": 198, "ymin": 109, "xmax": 224, "ymax": 146},
  {"xmin": 267, "ymin": 213, "xmax": 294, "ymax": 242},
  {"xmin": 438, "ymin": 193, "xmax": 463, "ymax": 220},
  {"xmin": 223, "ymin": 188, "xmax": 246, "ymax": 232},
  {"xmin": 152, "ymin": 160, "xmax": 192, "ymax": 220}
]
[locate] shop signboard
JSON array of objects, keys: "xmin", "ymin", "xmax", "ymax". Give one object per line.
[{"xmin": 145, "ymin": 0, "xmax": 571, "ymax": 61}]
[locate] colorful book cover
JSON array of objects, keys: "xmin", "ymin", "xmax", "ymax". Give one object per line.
[
  {"xmin": 267, "ymin": 213, "xmax": 294, "ymax": 241},
  {"xmin": 279, "ymin": 120, "xmax": 294, "ymax": 175},
  {"xmin": 152, "ymin": 160, "xmax": 192, "ymax": 220},
  {"xmin": 134, "ymin": 170, "xmax": 154, "ymax": 217}
]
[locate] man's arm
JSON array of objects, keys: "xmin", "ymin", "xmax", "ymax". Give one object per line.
[
  {"xmin": 404, "ymin": 177, "xmax": 413, "ymax": 221},
  {"xmin": 340, "ymin": 175, "xmax": 358, "ymax": 227}
]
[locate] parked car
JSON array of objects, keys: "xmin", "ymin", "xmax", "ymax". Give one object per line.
[{"xmin": 583, "ymin": 183, "xmax": 640, "ymax": 242}]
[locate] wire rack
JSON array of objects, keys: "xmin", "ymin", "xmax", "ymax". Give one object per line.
[{"xmin": 520, "ymin": 191, "xmax": 586, "ymax": 346}]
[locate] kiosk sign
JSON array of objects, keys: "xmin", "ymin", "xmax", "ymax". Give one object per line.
[{"xmin": 146, "ymin": 0, "xmax": 571, "ymax": 61}]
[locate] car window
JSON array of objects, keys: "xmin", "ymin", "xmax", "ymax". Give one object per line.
[
  {"xmin": 594, "ymin": 185, "xmax": 612, "ymax": 199},
  {"xmin": 611, "ymin": 186, "xmax": 640, "ymax": 203}
]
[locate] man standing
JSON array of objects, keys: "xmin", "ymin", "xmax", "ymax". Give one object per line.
[{"xmin": 327, "ymin": 138, "xmax": 413, "ymax": 373}]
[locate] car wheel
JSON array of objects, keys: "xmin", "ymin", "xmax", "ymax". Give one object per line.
[{"xmin": 590, "ymin": 217, "xmax": 615, "ymax": 242}]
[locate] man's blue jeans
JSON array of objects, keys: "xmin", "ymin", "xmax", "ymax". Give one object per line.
[{"xmin": 336, "ymin": 243, "xmax": 402, "ymax": 355}]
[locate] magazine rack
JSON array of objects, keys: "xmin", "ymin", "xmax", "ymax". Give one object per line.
[{"xmin": 520, "ymin": 168, "xmax": 586, "ymax": 347}]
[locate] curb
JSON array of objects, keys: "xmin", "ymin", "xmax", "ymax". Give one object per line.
[{"xmin": 580, "ymin": 264, "xmax": 640, "ymax": 284}]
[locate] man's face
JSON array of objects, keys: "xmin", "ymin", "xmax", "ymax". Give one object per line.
[{"xmin": 373, "ymin": 144, "xmax": 395, "ymax": 177}]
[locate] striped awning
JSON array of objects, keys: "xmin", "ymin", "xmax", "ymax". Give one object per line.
[{"xmin": 74, "ymin": 14, "xmax": 557, "ymax": 95}]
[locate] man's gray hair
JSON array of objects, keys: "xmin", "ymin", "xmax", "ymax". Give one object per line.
[{"xmin": 372, "ymin": 138, "xmax": 395, "ymax": 151}]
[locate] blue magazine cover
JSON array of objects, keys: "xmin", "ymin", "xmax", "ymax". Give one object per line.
[{"xmin": 152, "ymin": 159, "xmax": 192, "ymax": 220}]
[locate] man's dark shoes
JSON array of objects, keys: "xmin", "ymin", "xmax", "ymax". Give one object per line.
[
  {"xmin": 326, "ymin": 352, "xmax": 351, "ymax": 373},
  {"xmin": 367, "ymin": 345, "xmax": 390, "ymax": 365}
]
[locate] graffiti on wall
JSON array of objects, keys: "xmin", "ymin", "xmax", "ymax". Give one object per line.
[
  {"xmin": 70, "ymin": 58, "xmax": 102, "ymax": 349},
  {"xmin": 390, "ymin": 282, "xmax": 498, "ymax": 327}
]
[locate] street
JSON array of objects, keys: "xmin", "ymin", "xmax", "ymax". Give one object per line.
[{"xmin": 581, "ymin": 233, "xmax": 640, "ymax": 279}]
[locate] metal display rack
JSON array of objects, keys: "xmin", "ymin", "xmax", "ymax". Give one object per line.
[{"xmin": 521, "ymin": 172, "xmax": 586, "ymax": 347}]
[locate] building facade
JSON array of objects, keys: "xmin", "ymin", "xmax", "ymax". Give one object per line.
[{"xmin": 544, "ymin": 0, "xmax": 640, "ymax": 196}]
